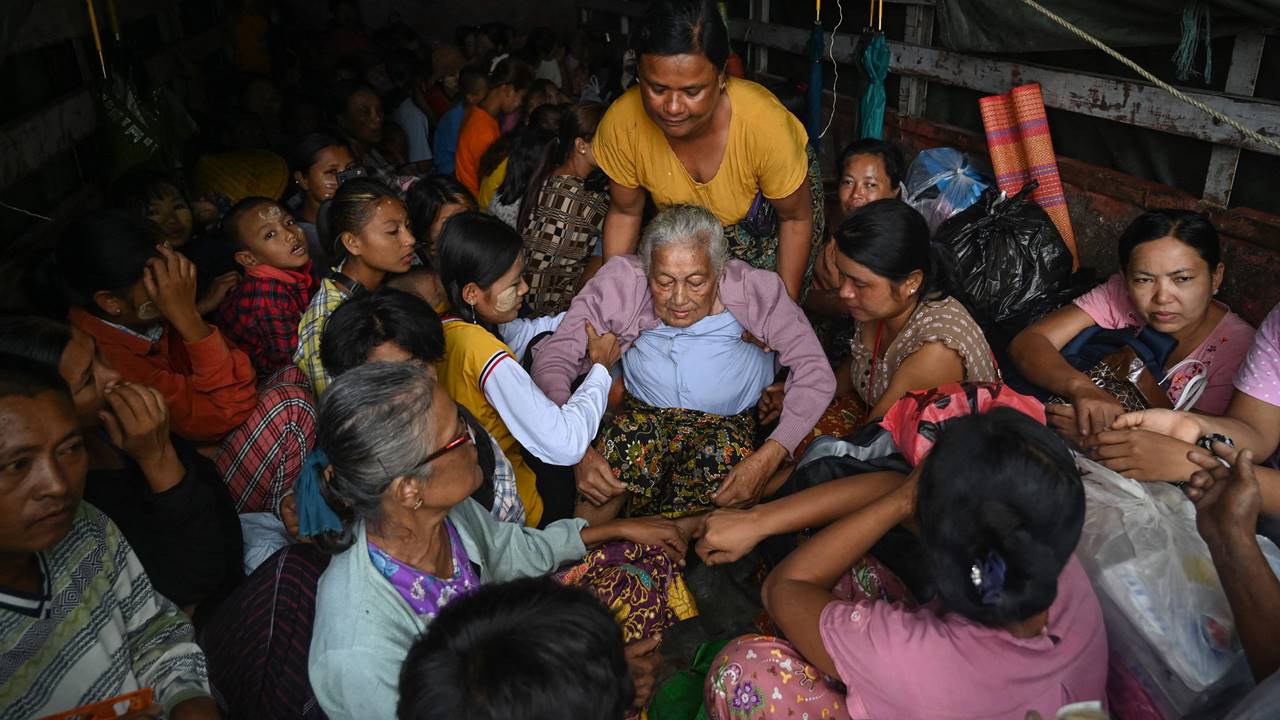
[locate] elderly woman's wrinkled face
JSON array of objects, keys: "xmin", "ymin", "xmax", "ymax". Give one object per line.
[
  {"xmin": 416, "ymin": 382, "xmax": 482, "ymax": 510},
  {"xmin": 0, "ymin": 391, "xmax": 86, "ymax": 556},
  {"xmin": 1124, "ymin": 235, "xmax": 1223, "ymax": 337},
  {"xmin": 648, "ymin": 243, "xmax": 721, "ymax": 328}
]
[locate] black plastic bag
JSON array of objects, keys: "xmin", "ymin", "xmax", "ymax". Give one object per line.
[{"xmin": 934, "ymin": 181, "xmax": 1075, "ymax": 336}]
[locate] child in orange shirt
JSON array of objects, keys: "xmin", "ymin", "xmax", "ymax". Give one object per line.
[
  {"xmin": 58, "ymin": 210, "xmax": 316, "ymax": 514},
  {"xmin": 455, "ymin": 57, "xmax": 533, "ymax": 194}
]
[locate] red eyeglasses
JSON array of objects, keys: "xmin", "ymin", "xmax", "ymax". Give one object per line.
[{"xmin": 420, "ymin": 412, "xmax": 474, "ymax": 465}]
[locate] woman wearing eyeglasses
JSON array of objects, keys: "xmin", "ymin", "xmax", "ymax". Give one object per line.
[{"xmin": 307, "ymin": 362, "xmax": 695, "ymax": 720}]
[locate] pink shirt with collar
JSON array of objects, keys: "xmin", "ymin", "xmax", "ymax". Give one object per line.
[
  {"xmin": 529, "ymin": 255, "xmax": 835, "ymax": 455},
  {"xmin": 1073, "ymin": 273, "xmax": 1255, "ymax": 414},
  {"xmin": 820, "ymin": 556, "xmax": 1108, "ymax": 719}
]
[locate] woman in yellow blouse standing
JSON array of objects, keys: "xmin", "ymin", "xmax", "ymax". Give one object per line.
[{"xmin": 594, "ymin": 0, "xmax": 823, "ymax": 301}]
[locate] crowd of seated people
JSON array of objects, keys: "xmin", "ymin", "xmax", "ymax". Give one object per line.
[{"xmin": 3, "ymin": 0, "xmax": 1278, "ymax": 719}]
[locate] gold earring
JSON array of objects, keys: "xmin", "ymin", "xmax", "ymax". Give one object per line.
[{"xmin": 413, "ymin": 498, "xmax": 423, "ymax": 510}]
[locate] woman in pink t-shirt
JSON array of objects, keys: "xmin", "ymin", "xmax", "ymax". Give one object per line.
[
  {"xmin": 704, "ymin": 409, "xmax": 1108, "ymax": 720},
  {"xmin": 1010, "ymin": 210, "xmax": 1254, "ymax": 482}
]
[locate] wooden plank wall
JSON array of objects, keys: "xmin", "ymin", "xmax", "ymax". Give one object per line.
[{"xmin": 575, "ymin": 0, "xmax": 1280, "ymax": 323}]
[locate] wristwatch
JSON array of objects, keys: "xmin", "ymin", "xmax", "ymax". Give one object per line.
[{"xmin": 1196, "ymin": 433, "xmax": 1235, "ymax": 452}]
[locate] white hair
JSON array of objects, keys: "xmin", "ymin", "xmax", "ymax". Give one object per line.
[{"xmin": 637, "ymin": 205, "xmax": 728, "ymax": 276}]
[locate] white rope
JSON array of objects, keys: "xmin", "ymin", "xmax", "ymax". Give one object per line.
[
  {"xmin": 0, "ymin": 200, "xmax": 52, "ymax": 222},
  {"xmin": 819, "ymin": 0, "xmax": 844, "ymax": 139},
  {"xmin": 1016, "ymin": 0, "xmax": 1280, "ymax": 154}
]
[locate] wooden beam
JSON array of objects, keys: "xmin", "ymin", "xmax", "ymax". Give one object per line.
[
  {"xmin": 729, "ymin": 19, "xmax": 1280, "ymax": 156},
  {"xmin": 572, "ymin": 0, "xmax": 647, "ymax": 20},
  {"xmin": 0, "ymin": 90, "xmax": 96, "ymax": 190},
  {"xmin": 7, "ymin": 0, "xmax": 172, "ymax": 54},
  {"xmin": 1203, "ymin": 32, "xmax": 1266, "ymax": 207},
  {"xmin": 898, "ymin": 4, "xmax": 934, "ymax": 117}
]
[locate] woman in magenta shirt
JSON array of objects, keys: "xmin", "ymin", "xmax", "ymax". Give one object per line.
[{"xmin": 705, "ymin": 408, "xmax": 1107, "ymax": 719}]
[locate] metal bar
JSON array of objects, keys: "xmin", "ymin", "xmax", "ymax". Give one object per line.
[{"xmin": 1203, "ymin": 32, "xmax": 1266, "ymax": 206}]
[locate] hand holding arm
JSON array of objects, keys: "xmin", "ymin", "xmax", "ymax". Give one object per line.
[
  {"xmin": 585, "ymin": 322, "xmax": 621, "ymax": 367},
  {"xmin": 1117, "ymin": 392, "xmax": 1280, "ymax": 459},
  {"xmin": 580, "ymin": 515, "xmax": 689, "ymax": 563},
  {"xmin": 756, "ymin": 381, "xmax": 784, "ymax": 426},
  {"xmin": 711, "ymin": 440, "xmax": 788, "ymax": 509},
  {"xmin": 575, "ymin": 445, "xmax": 628, "ymax": 507},
  {"xmin": 762, "ymin": 471, "xmax": 919, "ymax": 677},
  {"xmin": 1082, "ymin": 429, "xmax": 1200, "ymax": 483},
  {"xmin": 696, "ymin": 470, "xmax": 907, "ymax": 565}
]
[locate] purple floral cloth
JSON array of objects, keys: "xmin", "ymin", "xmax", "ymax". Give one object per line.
[{"xmin": 367, "ymin": 520, "xmax": 480, "ymax": 619}]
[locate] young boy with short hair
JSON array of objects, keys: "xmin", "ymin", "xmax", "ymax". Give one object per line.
[
  {"xmin": 432, "ymin": 66, "xmax": 489, "ymax": 176},
  {"xmin": 397, "ymin": 577, "xmax": 634, "ymax": 720},
  {"xmin": 216, "ymin": 197, "xmax": 317, "ymax": 376}
]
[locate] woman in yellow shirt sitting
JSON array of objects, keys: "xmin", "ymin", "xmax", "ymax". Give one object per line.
[{"xmin": 593, "ymin": 0, "xmax": 823, "ymax": 301}]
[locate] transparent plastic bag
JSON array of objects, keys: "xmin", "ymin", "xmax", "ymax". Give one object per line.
[
  {"xmin": 903, "ymin": 148, "xmax": 990, "ymax": 233},
  {"xmin": 1074, "ymin": 455, "xmax": 1279, "ymax": 718}
]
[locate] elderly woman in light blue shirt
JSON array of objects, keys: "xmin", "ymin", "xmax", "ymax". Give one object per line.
[
  {"xmin": 532, "ymin": 205, "xmax": 836, "ymax": 522},
  {"xmin": 623, "ymin": 306, "xmax": 778, "ymax": 416}
]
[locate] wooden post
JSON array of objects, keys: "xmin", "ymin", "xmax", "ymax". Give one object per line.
[
  {"xmin": 749, "ymin": 0, "xmax": 770, "ymax": 76},
  {"xmin": 1203, "ymin": 32, "xmax": 1266, "ymax": 207},
  {"xmin": 897, "ymin": 3, "xmax": 934, "ymax": 117}
]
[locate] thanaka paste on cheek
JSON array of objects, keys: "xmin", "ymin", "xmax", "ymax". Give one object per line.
[{"xmin": 493, "ymin": 285, "xmax": 521, "ymax": 313}]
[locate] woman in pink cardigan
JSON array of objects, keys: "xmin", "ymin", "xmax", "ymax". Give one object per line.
[{"xmin": 531, "ymin": 205, "xmax": 835, "ymax": 524}]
